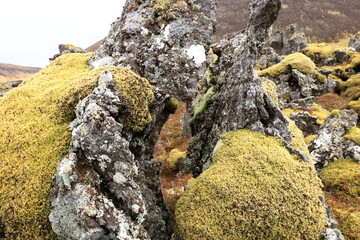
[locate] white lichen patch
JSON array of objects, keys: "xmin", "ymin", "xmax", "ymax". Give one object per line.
[
  {"xmin": 113, "ymin": 172, "xmax": 127, "ymax": 185},
  {"xmin": 185, "ymin": 44, "xmax": 206, "ymax": 65},
  {"xmin": 163, "ymin": 25, "xmax": 171, "ymax": 41},
  {"xmin": 141, "ymin": 27, "xmax": 149, "ymax": 36}
]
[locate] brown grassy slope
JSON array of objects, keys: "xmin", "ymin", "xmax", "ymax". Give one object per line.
[
  {"xmin": 215, "ymin": 0, "xmax": 360, "ymax": 42},
  {"xmin": 85, "ymin": 40, "xmax": 103, "ymax": 52},
  {"xmin": 0, "ymin": 63, "xmax": 40, "ymax": 83}
]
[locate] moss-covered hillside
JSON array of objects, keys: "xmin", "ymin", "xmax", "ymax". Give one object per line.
[{"xmin": 0, "ymin": 53, "xmax": 154, "ymax": 239}]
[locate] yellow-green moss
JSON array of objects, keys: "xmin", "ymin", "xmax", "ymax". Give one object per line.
[
  {"xmin": 258, "ymin": 53, "xmax": 327, "ymax": 83},
  {"xmin": 347, "ymin": 99, "xmax": 360, "ymax": 116},
  {"xmin": 153, "ymin": 0, "xmax": 189, "ymax": 21},
  {"xmin": 344, "ymin": 127, "xmax": 360, "ymax": 145},
  {"xmin": 321, "ymin": 158, "xmax": 359, "ymax": 198},
  {"xmin": 165, "ymin": 97, "xmax": 179, "ymax": 114},
  {"xmin": 176, "ymin": 129, "xmax": 328, "ymax": 240},
  {"xmin": 304, "ymin": 37, "xmax": 349, "ymax": 59},
  {"xmin": 305, "ymin": 135, "xmax": 317, "ymax": 145},
  {"xmin": 261, "ymin": 77, "xmax": 279, "ymax": 106},
  {"xmin": 332, "ymin": 210, "xmax": 360, "ymax": 240},
  {"xmin": 193, "ymin": 86, "xmax": 214, "ymax": 117},
  {"xmin": 0, "ymin": 53, "xmax": 153, "ymax": 239},
  {"xmin": 282, "ymin": 104, "xmax": 329, "ymax": 125},
  {"xmin": 339, "ymin": 73, "xmax": 360, "ymax": 89},
  {"xmin": 167, "ymin": 149, "xmax": 186, "ymax": 170}
]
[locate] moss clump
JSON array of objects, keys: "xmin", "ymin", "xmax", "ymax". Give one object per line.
[
  {"xmin": 305, "ymin": 40, "xmax": 348, "ymax": 59},
  {"xmin": 282, "ymin": 104, "xmax": 329, "ymax": 125},
  {"xmin": 193, "ymin": 86, "xmax": 214, "ymax": 117},
  {"xmin": 339, "ymin": 73, "xmax": 360, "ymax": 90},
  {"xmin": 165, "ymin": 97, "xmax": 179, "ymax": 114},
  {"xmin": 347, "ymin": 100, "xmax": 360, "ymax": 116},
  {"xmin": 176, "ymin": 130, "xmax": 328, "ymax": 240},
  {"xmin": 153, "ymin": 0, "xmax": 189, "ymax": 21},
  {"xmin": 258, "ymin": 53, "xmax": 327, "ymax": 83},
  {"xmin": 305, "ymin": 135, "xmax": 317, "ymax": 145},
  {"xmin": 344, "ymin": 127, "xmax": 360, "ymax": 145},
  {"xmin": 261, "ymin": 77, "xmax": 279, "ymax": 106},
  {"xmin": 286, "ymin": 117, "xmax": 313, "ymax": 161},
  {"xmin": 0, "ymin": 53, "xmax": 153, "ymax": 239},
  {"xmin": 167, "ymin": 149, "xmax": 186, "ymax": 170},
  {"xmin": 320, "ymin": 159, "xmax": 360, "ymax": 239},
  {"xmin": 321, "ymin": 158, "xmax": 360, "ymax": 197}
]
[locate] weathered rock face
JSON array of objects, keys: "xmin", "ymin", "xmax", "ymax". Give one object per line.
[
  {"xmin": 50, "ymin": 44, "xmax": 86, "ymax": 61},
  {"xmin": 349, "ymin": 32, "xmax": 360, "ymax": 52},
  {"xmin": 0, "ymin": 80, "xmax": 22, "ymax": 97},
  {"xmin": 270, "ymin": 24, "xmax": 307, "ymax": 55},
  {"xmin": 89, "ymin": 0, "xmax": 217, "ymax": 103},
  {"xmin": 309, "ymin": 109, "xmax": 359, "ymax": 170},
  {"xmin": 266, "ymin": 69, "xmax": 337, "ymax": 109},
  {"xmin": 50, "ymin": 70, "xmax": 170, "ymax": 239},
  {"xmin": 185, "ymin": 0, "xmax": 295, "ymax": 175},
  {"xmin": 290, "ymin": 111, "xmax": 320, "ymax": 137}
]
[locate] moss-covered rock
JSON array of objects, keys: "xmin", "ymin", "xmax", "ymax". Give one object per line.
[
  {"xmin": 258, "ymin": 53, "xmax": 327, "ymax": 83},
  {"xmin": 176, "ymin": 129, "xmax": 328, "ymax": 240},
  {"xmin": 165, "ymin": 97, "xmax": 179, "ymax": 114},
  {"xmin": 153, "ymin": 0, "xmax": 189, "ymax": 21},
  {"xmin": 0, "ymin": 53, "xmax": 154, "ymax": 239},
  {"xmin": 344, "ymin": 127, "xmax": 360, "ymax": 146}
]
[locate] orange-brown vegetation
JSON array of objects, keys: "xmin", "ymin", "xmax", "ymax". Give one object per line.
[
  {"xmin": 315, "ymin": 93, "xmax": 348, "ymax": 112},
  {"xmin": 153, "ymin": 101, "xmax": 192, "ymax": 213}
]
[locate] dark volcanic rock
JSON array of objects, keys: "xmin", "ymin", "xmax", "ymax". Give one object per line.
[
  {"xmin": 50, "ymin": 70, "xmax": 170, "ymax": 239},
  {"xmin": 50, "ymin": 44, "xmax": 86, "ymax": 61},
  {"xmin": 89, "ymin": 0, "xmax": 217, "ymax": 103},
  {"xmin": 186, "ymin": 0, "xmax": 297, "ymax": 176},
  {"xmin": 270, "ymin": 24, "xmax": 307, "ymax": 55},
  {"xmin": 0, "ymin": 80, "xmax": 22, "ymax": 97}
]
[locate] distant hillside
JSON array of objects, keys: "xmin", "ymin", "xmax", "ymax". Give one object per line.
[
  {"xmin": 0, "ymin": 63, "xmax": 40, "ymax": 83},
  {"xmin": 86, "ymin": 40, "xmax": 103, "ymax": 52},
  {"xmin": 216, "ymin": 0, "xmax": 360, "ymax": 41}
]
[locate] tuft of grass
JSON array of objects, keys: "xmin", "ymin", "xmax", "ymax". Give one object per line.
[
  {"xmin": 176, "ymin": 129, "xmax": 328, "ymax": 240},
  {"xmin": 258, "ymin": 53, "xmax": 327, "ymax": 83},
  {"xmin": 0, "ymin": 53, "xmax": 154, "ymax": 239}
]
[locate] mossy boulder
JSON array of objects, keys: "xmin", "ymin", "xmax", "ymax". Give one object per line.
[
  {"xmin": 0, "ymin": 53, "xmax": 154, "ymax": 239},
  {"xmin": 258, "ymin": 53, "xmax": 327, "ymax": 83},
  {"xmin": 176, "ymin": 129, "xmax": 328, "ymax": 240}
]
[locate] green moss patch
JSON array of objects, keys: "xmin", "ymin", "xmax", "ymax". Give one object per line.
[
  {"xmin": 344, "ymin": 127, "xmax": 360, "ymax": 145},
  {"xmin": 0, "ymin": 53, "xmax": 153, "ymax": 239},
  {"xmin": 258, "ymin": 53, "xmax": 327, "ymax": 83},
  {"xmin": 153, "ymin": 0, "xmax": 190, "ymax": 21},
  {"xmin": 176, "ymin": 129, "xmax": 328, "ymax": 240},
  {"xmin": 320, "ymin": 159, "xmax": 360, "ymax": 239}
]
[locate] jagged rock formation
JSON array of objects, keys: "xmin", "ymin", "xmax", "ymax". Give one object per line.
[
  {"xmin": 50, "ymin": 70, "xmax": 170, "ymax": 239},
  {"xmin": 50, "ymin": 0, "xmax": 217, "ymax": 239},
  {"xmin": 50, "ymin": 44, "xmax": 86, "ymax": 61},
  {"xmin": 89, "ymin": 0, "xmax": 217, "ymax": 103},
  {"xmin": 270, "ymin": 24, "xmax": 307, "ymax": 55},
  {"xmin": 185, "ymin": 0, "xmax": 316, "ymax": 175},
  {"xmin": 309, "ymin": 109, "xmax": 360, "ymax": 170},
  {"xmin": 349, "ymin": 32, "xmax": 360, "ymax": 52}
]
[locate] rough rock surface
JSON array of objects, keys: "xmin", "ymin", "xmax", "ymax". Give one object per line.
[
  {"xmin": 290, "ymin": 111, "xmax": 320, "ymax": 137},
  {"xmin": 266, "ymin": 69, "xmax": 337, "ymax": 109},
  {"xmin": 0, "ymin": 80, "xmax": 22, "ymax": 97},
  {"xmin": 50, "ymin": 44, "xmax": 86, "ymax": 61},
  {"xmin": 257, "ymin": 45, "xmax": 282, "ymax": 69},
  {"xmin": 50, "ymin": 70, "xmax": 171, "ymax": 239},
  {"xmin": 186, "ymin": 0, "xmax": 298, "ymax": 176},
  {"xmin": 348, "ymin": 32, "xmax": 360, "ymax": 52},
  {"xmin": 269, "ymin": 24, "xmax": 307, "ymax": 55},
  {"xmin": 309, "ymin": 109, "xmax": 359, "ymax": 170},
  {"xmin": 89, "ymin": 0, "xmax": 217, "ymax": 103}
]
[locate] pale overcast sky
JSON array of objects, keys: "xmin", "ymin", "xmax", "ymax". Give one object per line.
[{"xmin": 0, "ymin": 0, "xmax": 126, "ymax": 67}]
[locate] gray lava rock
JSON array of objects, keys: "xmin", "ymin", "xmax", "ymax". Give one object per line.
[
  {"xmin": 186, "ymin": 0, "xmax": 301, "ymax": 176},
  {"xmin": 333, "ymin": 50, "xmax": 349, "ymax": 63},
  {"xmin": 269, "ymin": 24, "xmax": 307, "ymax": 55},
  {"xmin": 309, "ymin": 109, "xmax": 358, "ymax": 170},
  {"xmin": 290, "ymin": 111, "xmax": 320, "ymax": 137},
  {"xmin": 50, "ymin": 44, "xmax": 86, "ymax": 61},
  {"xmin": 50, "ymin": 70, "xmax": 170, "ymax": 239},
  {"xmin": 322, "ymin": 228, "xmax": 345, "ymax": 240},
  {"xmin": 266, "ymin": 69, "xmax": 337, "ymax": 109},
  {"xmin": 349, "ymin": 33, "xmax": 360, "ymax": 52},
  {"xmin": 89, "ymin": 0, "xmax": 216, "ymax": 104}
]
